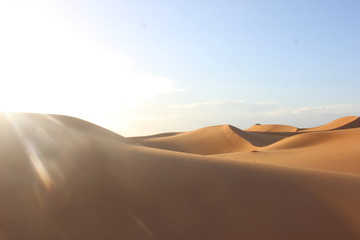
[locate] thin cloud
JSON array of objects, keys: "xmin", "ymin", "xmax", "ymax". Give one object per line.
[
  {"xmin": 267, "ymin": 104, "xmax": 355, "ymax": 116},
  {"xmin": 291, "ymin": 104, "xmax": 352, "ymax": 114},
  {"xmin": 256, "ymin": 101, "xmax": 278, "ymax": 105},
  {"xmin": 173, "ymin": 99, "xmax": 244, "ymax": 108}
]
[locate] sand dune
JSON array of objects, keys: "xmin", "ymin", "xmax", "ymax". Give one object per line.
[
  {"xmin": 264, "ymin": 127, "xmax": 360, "ymax": 150},
  {"xmin": 0, "ymin": 112, "xmax": 130, "ymax": 143},
  {"xmin": 1, "ymin": 113, "xmax": 360, "ymax": 239},
  {"xmin": 130, "ymin": 124, "xmax": 283, "ymax": 154},
  {"xmin": 246, "ymin": 116, "xmax": 360, "ymax": 134},
  {"xmin": 215, "ymin": 128, "xmax": 360, "ymax": 174},
  {"xmin": 246, "ymin": 123, "xmax": 298, "ymax": 132},
  {"xmin": 299, "ymin": 116, "xmax": 360, "ymax": 132}
]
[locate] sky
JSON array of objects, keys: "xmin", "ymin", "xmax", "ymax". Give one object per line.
[{"xmin": 0, "ymin": 0, "xmax": 359, "ymax": 136}]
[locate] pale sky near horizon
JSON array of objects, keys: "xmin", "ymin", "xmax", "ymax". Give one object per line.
[{"xmin": 0, "ymin": 0, "xmax": 359, "ymax": 136}]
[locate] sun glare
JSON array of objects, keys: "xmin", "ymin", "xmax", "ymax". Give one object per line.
[{"xmin": 0, "ymin": 0, "xmax": 177, "ymax": 132}]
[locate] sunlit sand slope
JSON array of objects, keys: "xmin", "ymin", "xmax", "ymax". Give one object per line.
[
  {"xmin": 1, "ymin": 113, "xmax": 360, "ymax": 239},
  {"xmin": 245, "ymin": 116, "xmax": 360, "ymax": 133},
  {"xmin": 299, "ymin": 116, "xmax": 360, "ymax": 132},
  {"xmin": 215, "ymin": 128, "xmax": 360, "ymax": 174},
  {"xmin": 131, "ymin": 124, "xmax": 282, "ymax": 154}
]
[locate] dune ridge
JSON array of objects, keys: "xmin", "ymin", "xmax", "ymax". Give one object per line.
[
  {"xmin": 214, "ymin": 119, "xmax": 360, "ymax": 174},
  {"xmin": 0, "ymin": 112, "xmax": 130, "ymax": 143},
  {"xmin": 246, "ymin": 123, "xmax": 298, "ymax": 132},
  {"xmin": 264, "ymin": 127, "xmax": 360, "ymax": 150},
  {"xmin": 131, "ymin": 124, "xmax": 283, "ymax": 154},
  {"xmin": 131, "ymin": 124, "xmax": 253, "ymax": 154},
  {"xmin": 299, "ymin": 116, "xmax": 360, "ymax": 132},
  {"xmin": 245, "ymin": 116, "xmax": 360, "ymax": 134}
]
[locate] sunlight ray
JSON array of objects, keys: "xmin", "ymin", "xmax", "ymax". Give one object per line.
[{"xmin": 4, "ymin": 113, "xmax": 54, "ymax": 191}]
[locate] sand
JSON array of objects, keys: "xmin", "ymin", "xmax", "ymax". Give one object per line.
[
  {"xmin": 1, "ymin": 112, "xmax": 360, "ymax": 240},
  {"xmin": 130, "ymin": 124, "xmax": 283, "ymax": 154},
  {"xmin": 246, "ymin": 123, "xmax": 298, "ymax": 132},
  {"xmin": 299, "ymin": 116, "xmax": 360, "ymax": 132}
]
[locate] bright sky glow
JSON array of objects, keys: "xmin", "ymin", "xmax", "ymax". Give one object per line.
[
  {"xmin": 0, "ymin": 0, "xmax": 178, "ymax": 131},
  {"xmin": 0, "ymin": 0, "xmax": 359, "ymax": 136}
]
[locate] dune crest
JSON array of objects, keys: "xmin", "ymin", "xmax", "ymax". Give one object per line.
[
  {"xmin": 131, "ymin": 124, "xmax": 253, "ymax": 154},
  {"xmin": 215, "ymin": 124, "xmax": 360, "ymax": 174},
  {"xmin": 264, "ymin": 127, "xmax": 360, "ymax": 150},
  {"xmin": 299, "ymin": 116, "xmax": 360, "ymax": 132},
  {"xmin": 0, "ymin": 112, "xmax": 130, "ymax": 143},
  {"xmin": 246, "ymin": 123, "xmax": 298, "ymax": 132},
  {"xmin": 131, "ymin": 124, "xmax": 283, "ymax": 154}
]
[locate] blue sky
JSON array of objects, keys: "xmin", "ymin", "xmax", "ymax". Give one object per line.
[{"xmin": 0, "ymin": 0, "xmax": 359, "ymax": 135}]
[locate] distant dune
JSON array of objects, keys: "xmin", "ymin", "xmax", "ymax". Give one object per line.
[
  {"xmin": 130, "ymin": 124, "xmax": 283, "ymax": 154},
  {"xmin": 246, "ymin": 123, "xmax": 298, "ymax": 132},
  {"xmin": 299, "ymin": 116, "xmax": 360, "ymax": 132},
  {"xmin": 215, "ymin": 128, "xmax": 360, "ymax": 174},
  {"xmin": 1, "ymin": 113, "xmax": 360, "ymax": 240}
]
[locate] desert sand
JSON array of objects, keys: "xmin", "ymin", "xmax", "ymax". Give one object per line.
[{"xmin": 1, "ymin": 112, "xmax": 360, "ymax": 240}]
